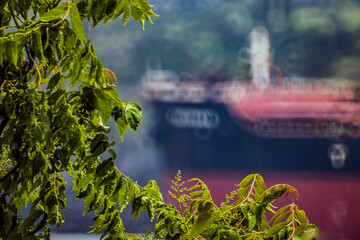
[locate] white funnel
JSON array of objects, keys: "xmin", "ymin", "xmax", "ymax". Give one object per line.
[{"xmin": 250, "ymin": 26, "xmax": 270, "ymax": 89}]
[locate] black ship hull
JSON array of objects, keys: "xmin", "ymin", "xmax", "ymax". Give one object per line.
[{"xmin": 152, "ymin": 101, "xmax": 360, "ymax": 172}]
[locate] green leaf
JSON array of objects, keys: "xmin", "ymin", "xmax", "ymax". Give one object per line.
[
  {"xmin": 83, "ymin": 185, "xmax": 95, "ymax": 212},
  {"xmin": 295, "ymin": 210, "xmax": 309, "ymax": 225},
  {"xmin": 118, "ymin": 179, "xmax": 135, "ymax": 211},
  {"xmin": 21, "ymin": 209, "xmax": 44, "ymax": 230},
  {"xmin": 218, "ymin": 229, "xmax": 240, "ymax": 240},
  {"xmin": 270, "ymin": 205, "xmax": 291, "ymax": 224},
  {"xmin": 69, "ymin": 48, "xmax": 83, "ymax": 86},
  {"xmin": 70, "ymin": 3, "xmax": 85, "ymax": 42},
  {"xmin": 110, "ymin": 177, "xmax": 124, "ymax": 203},
  {"xmin": 253, "ymin": 203, "xmax": 263, "ymax": 222},
  {"xmin": 32, "ymin": 214, "xmax": 48, "ymax": 234},
  {"xmin": 292, "ymin": 224, "xmax": 319, "ymax": 240},
  {"xmin": 95, "ymin": 158, "xmax": 114, "ymax": 178},
  {"xmin": 40, "ymin": 2, "xmax": 70, "ymax": 22},
  {"xmin": 240, "ymin": 203, "xmax": 250, "ymax": 216},
  {"xmin": 48, "ymin": 89, "xmax": 66, "ymax": 105},
  {"xmin": 188, "ymin": 201, "xmax": 217, "ymax": 239},
  {"xmin": 103, "ymin": 0, "xmax": 117, "ymax": 23},
  {"xmin": 245, "ymin": 235, "xmax": 263, "ymax": 240},
  {"xmin": 112, "ymin": 0, "xmax": 125, "ymax": 20},
  {"xmin": 260, "ymin": 212, "xmax": 270, "ymax": 230},
  {"xmin": 4, "ymin": 211, "xmax": 16, "ymax": 234},
  {"xmin": 254, "ymin": 175, "xmax": 266, "ymax": 199},
  {"xmin": 65, "ymin": 127, "xmax": 83, "ymax": 158},
  {"xmin": 235, "ymin": 174, "xmax": 255, "ymax": 202},
  {"xmin": 127, "ymin": 179, "xmax": 135, "ymax": 203},
  {"xmin": 40, "ymin": 114, "xmax": 51, "ymax": 134},
  {"xmin": 31, "ymin": 118, "xmax": 45, "ymax": 141},
  {"xmin": 125, "ymin": 233, "xmax": 143, "ymax": 240},
  {"xmin": 92, "ymin": 87, "xmax": 122, "ymax": 124},
  {"xmin": 261, "ymin": 184, "xmax": 298, "ymax": 206},
  {"xmin": 188, "ymin": 178, "xmax": 212, "ymax": 200},
  {"xmin": 32, "ymin": 151, "xmax": 45, "ymax": 177},
  {"xmin": 93, "ymin": 90, "xmax": 112, "ymax": 124},
  {"xmin": 54, "ymin": 148, "xmax": 70, "ymax": 169},
  {"xmin": 131, "ymin": 4, "xmax": 143, "ymax": 21},
  {"xmin": 86, "ymin": 0, "xmax": 93, "ymax": 20},
  {"xmin": 102, "ymin": 87, "xmax": 121, "ymax": 102},
  {"xmin": 114, "ymin": 114, "xmax": 128, "ymax": 141},
  {"xmin": 90, "ymin": 133, "xmax": 109, "ymax": 156},
  {"xmin": 122, "ymin": 0, "xmax": 131, "ymax": 26},
  {"xmin": 89, "ymin": 215, "xmax": 108, "ymax": 234},
  {"xmin": 125, "ymin": 101, "xmax": 142, "ymax": 131},
  {"xmin": 33, "ymin": 30, "xmax": 44, "ymax": 62},
  {"xmin": 73, "ymin": 65, "xmax": 91, "ymax": 90},
  {"xmin": 272, "ymin": 211, "xmax": 290, "ymax": 226},
  {"xmin": 5, "ymin": 39, "xmax": 18, "ymax": 65},
  {"xmin": 108, "ymin": 148, "xmax": 117, "ymax": 159},
  {"xmin": 143, "ymin": 180, "xmax": 163, "ymax": 203},
  {"xmin": 247, "ymin": 212, "xmax": 256, "ymax": 231},
  {"xmin": 236, "ymin": 174, "xmax": 256, "ymax": 188},
  {"xmin": 118, "ymin": 181, "xmax": 129, "ymax": 211},
  {"xmin": 131, "ymin": 195, "xmax": 146, "ymax": 220},
  {"xmin": 264, "ymin": 221, "xmax": 289, "ymax": 237}
]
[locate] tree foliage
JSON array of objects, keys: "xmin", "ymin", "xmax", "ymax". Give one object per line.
[
  {"xmin": 151, "ymin": 171, "xmax": 318, "ymax": 240},
  {"xmin": 0, "ymin": 0, "xmax": 158, "ymax": 239}
]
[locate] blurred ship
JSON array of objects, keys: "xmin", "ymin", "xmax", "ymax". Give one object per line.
[
  {"xmin": 141, "ymin": 26, "xmax": 360, "ymax": 240},
  {"xmin": 142, "ymin": 27, "xmax": 360, "ymax": 172}
]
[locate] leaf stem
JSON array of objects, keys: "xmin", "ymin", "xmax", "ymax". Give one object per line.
[
  {"xmin": 239, "ymin": 231, "xmax": 265, "ymax": 238},
  {"xmin": 225, "ymin": 174, "xmax": 258, "ymax": 213},
  {"xmin": 288, "ymin": 204, "xmax": 296, "ymax": 240},
  {"xmin": 51, "ymin": 2, "xmax": 71, "ymax": 28},
  {"xmin": 0, "ymin": 25, "xmax": 16, "ymax": 31},
  {"xmin": 29, "ymin": 55, "xmax": 42, "ymax": 87}
]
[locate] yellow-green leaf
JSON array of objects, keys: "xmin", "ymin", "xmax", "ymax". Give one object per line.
[
  {"xmin": 70, "ymin": 3, "xmax": 85, "ymax": 42},
  {"xmin": 123, "ymin": 1, "xmax": 131, "ymax": 26},
  {"xmin": 40, "ymin": 2, "xmax": 70, "ymax": 22}
]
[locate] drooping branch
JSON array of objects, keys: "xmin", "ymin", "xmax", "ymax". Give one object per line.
[
  {"xmin": 0, "ymin": 163, "xmax": 20, "ymax": 184},
  {"xmin": 8, "ymin": 4, "xmax": 21, "ymax": 29},
  {"xmin": 0, "ymin": 192, "xmax": 8, "ymax": 199}
]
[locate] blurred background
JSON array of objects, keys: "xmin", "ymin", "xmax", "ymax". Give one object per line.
[{"xmin": 54, "ymin": 1, "xmax": 360, "ymax": 239}]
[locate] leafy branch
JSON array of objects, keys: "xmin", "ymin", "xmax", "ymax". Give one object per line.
[
  {"xmin": 0, "ymin": 0, "xmax": 157, "ymax": 239},
  {"xmin": 152, "ymin": 172, "xmax": 318, "ymax": 240}
]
